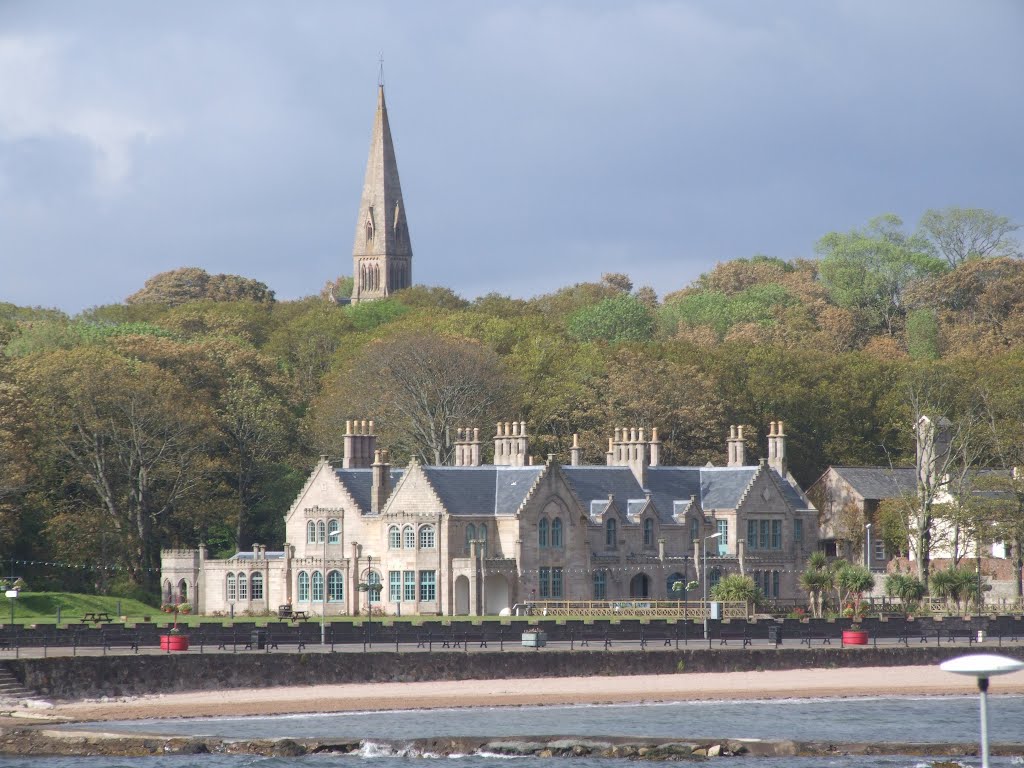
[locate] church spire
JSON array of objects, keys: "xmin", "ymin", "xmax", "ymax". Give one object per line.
[{"xmin": 351, "ymin": 80, "xmax": 412, "ymax": 303}]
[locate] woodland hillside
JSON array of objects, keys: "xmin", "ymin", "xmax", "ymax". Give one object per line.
[{"xmin": 2, "ymin": 207, "xmax": 1024, "ymax": 598}]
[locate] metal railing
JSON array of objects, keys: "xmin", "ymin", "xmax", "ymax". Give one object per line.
[{"xmin": 519, "ymin": 600, "xmax": 749, "ymax": 619}]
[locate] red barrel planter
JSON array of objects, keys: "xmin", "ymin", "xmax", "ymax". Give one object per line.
[
  {"xmin": 159, "ymin": 634, "xmax": 189, "ymax": 651},
  {"xmin": 842, "ymin": 629, "xmax": 868, "ymax": 646}
]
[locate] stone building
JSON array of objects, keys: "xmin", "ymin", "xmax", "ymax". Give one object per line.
[
  {"xmin": 350, "ymin": 83, "xmax": 412, "ymax": 303},
  {"xmin": 161, "ymin": 421, "xmax": 819, "ymax": 616}
]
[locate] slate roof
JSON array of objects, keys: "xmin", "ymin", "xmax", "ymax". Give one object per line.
[
  {"xmin": 231, "ymin": 551, "xmax": 285, "ymax": 560},
  {"xmin": 561, "ymin": 466, "xmax": 650, "ymax": 519},
  {"xmin": 335, "ymin": 468, "xmax": 406, "ymax": 513},
  {"xmin": 696, "ymin": 467, "xmax": 759, "ymax": 510},
  {"xmin": 830, "ymin": 467, "xmax": 917, "ymax": 500},
  {"xmin": 421, "ymin": 466, "xmax": 545, "ymax": 516}
]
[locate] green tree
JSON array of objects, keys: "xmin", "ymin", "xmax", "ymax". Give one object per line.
[
  {"xmin": 126, "ymin": 267, "xmax": 275, "ymax": 306},
  {"xmin": 567, "ymin": 294, "xmax": 655, "ymax": 343},
  {"xmin": 709, "ymin": 573, "xmax": 762, "ymax": 607},
  {"xmin": 918, "ymin": 207, "xmax": 1021, "ymax": 269}
]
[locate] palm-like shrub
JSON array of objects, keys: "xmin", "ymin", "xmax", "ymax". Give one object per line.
[
  {"xmin": 929, "ymin": 566, "xmax": 979, "ymax": 614},
  {"xmin": 799, "ymin": 552, "xmax": 834, "ymax": 618},
  {"xmin": 835, "ymin": 563, "xmax": 875, "ymax": 626},
  {"xmin": 710, "ymin": 574, "xmax": 762, "ymax": 608},
  {"xmin": 884, "ymin": 572, "xmax": 926, "ymax": 613}
]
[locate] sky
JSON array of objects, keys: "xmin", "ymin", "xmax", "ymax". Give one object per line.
[{"xmin": 1, "ymin": 1, "xmax": 1022, "ymax": 314}]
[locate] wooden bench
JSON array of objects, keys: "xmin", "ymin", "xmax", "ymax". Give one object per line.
[
  {"xmin": 898, "ymin": 626, "xmax": 930, "ymax": 645},
  {"xmin": 290, "ymin": 611, "xmax": 309, "ymax": 621},
  {"xmin": 799, "ymin": 627, "xmax": 832, "ymax": 646},
  {"xmin": 81, "ymin": 612, "xmax": 112, "ymax": 624},
  {"xmin": 943, "ymin": 627, "xmax": 978, "ymax": 645},
  {"xmin": 718, "ymin": 626, "xmax": 751, "ymax": 647}
]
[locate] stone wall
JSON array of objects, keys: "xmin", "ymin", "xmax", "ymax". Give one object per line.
[{"xmin": 8, "ymin": 644, "xmax": 1008, "ymax": 701}]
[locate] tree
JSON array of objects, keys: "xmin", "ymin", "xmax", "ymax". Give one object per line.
[
  {"xmin": 918, "ymin": 207, "xmax": 1021, "ymax": 269},
  {"xmin": 710, "ymin": 573, "xmax": 762, "ymax": 608},
  {"xmin": 321, "ymin": 275, "xmax": 354, "ymax": 303},
  {"xmin": 799, "ymin": 552, "xmax": 833, "ymax": 618},
  {"xmin": 834, "ymin": 562, "xmax": 875, "ymax": 619},
  {"xmin": 126, "ymin": 267, "xmax": 275, "ymax": 306},
  {"xmin": 817, "ymin": 214, "xmax": 946, "ymax": 336},
  {"xmin": 883, "ymin": 572, "xmax": 926, "ymax": 612},
  {"xmin": 567, "ymin": 294, "xmax": 655, "ymax": 343},
  {"xmin": 14, "ymin": 348, "xmax": 216, "ymax": 589},
  {"xmin": 929, "ymin": 565, "xmax": 979, "ymax": 613},
  {"xmin": 312, "ymin": 330, "xmax": 512, "ymax": 465}
]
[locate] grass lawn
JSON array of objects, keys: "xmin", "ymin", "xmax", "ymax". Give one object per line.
[{"xmin": 2, "ymin": 592, "xmax": 159, "ymax": 624}]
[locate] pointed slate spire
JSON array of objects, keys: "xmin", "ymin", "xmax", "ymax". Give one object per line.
[{"xmin": 351, "ymin": 84, "xmax": 413, "ymax": 303}]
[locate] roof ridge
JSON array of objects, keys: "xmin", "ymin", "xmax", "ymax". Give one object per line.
[{"xmin": 512, "ymin": 464, "xmax": 548, "ymax": 517}]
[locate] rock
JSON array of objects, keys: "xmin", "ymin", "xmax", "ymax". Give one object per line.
[
  {"xmin": 270, "ymin": 739, "xmax": 305, "ymax": 757},
  {"xmin": 707, "ymin": 744, "xmax": 722, "ymax": 757}
]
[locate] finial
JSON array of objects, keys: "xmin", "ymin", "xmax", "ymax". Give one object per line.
[{"xmin": 378, "ymin": 53, "xmax": 385, "ymax": 88}]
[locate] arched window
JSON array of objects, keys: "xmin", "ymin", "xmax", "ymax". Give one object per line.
[
  {"xmin": 327, "ymin": 519, "xmax": 340, "ymax": 543},
  {"xmin": 465, "ymin": 523, "xmax": 476, "ymax": 554},
  {"xmin": 403, "ymin": 525, "xmax": 415, "ymax": 549},
  {"xmin": 367, "ymin": 571, "xmax": 382, "ymax": 603},
  {"xmin": 307, "ymin": 521, "xmax": 316, "ymax": 544},
  {"xmin": 237, "ymin": 572, "xmax": 248, "ymax": 600},
  {"xmin": 419, "ymin": 525, "xmax": 435, "ymax": 549},
  {"xmin": 312, "ymin": 571, "xmax": 324, "ymax": 602},
  {"xmin": 297, "ymin": 571, "xmax": 310, "ymax": 602},
  {"xmin": 709, "ymin": 568, "xmax": 722, "ymax": 588},
  {"xmin": 593, "ymin": 570, "xmax": 607, "ymax": 600},
  {"xmin": 606, "ymin": 518, "xmax": 617, "ymax": 549},
  {"xmin": 690, "ymin": 517, "xmax": 699, "ymax": 543},
  {"xmin": 551, "ymin": 517, "xmax": 563, "ymax": 548},
  {"xmin": 251, "ymin": 572, "xmax": 264, "ymax": 600},
  {"xmin": 478, "ymin": 523, "xmax": 488, "ymax": 557},
  {"xmin": 327, "ymin": 570, "xmax": 344, "ymax": 602},
  {"xmin": 643, "ymin": 518, "xmax": 655, "ymax": 548},
  {"xmin": 538, "ymin": 518, "xmax": 549, "ymax": 548},
  {"xmin": 667, "ymin": 572, "xmax": 685, "ymax": 597},
  {"xmin": 317, "ymin": 520, "xmax": 326, "ymax": 544},
  {"xmin": 226, "ymin": 572, "xmax": 236, "ymax": 602},
  {"xmin": 389, "ymin": 526, "xmax": 401, "ymax": 549}
]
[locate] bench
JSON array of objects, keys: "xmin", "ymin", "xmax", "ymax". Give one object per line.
[
  {"xmin": 290, "ymin": 611, "xmax": 309, "ymax": 621},
  {"xmin": 718, "ymin": 626, "xmax": 751, "ymax": 647},
  {"xmin": 81, "ymin": 612, "xmax": 112, "ymax": 624},
  {"xmin": 898, "ymin": 626, "xmax": 930, "ymax": 645},
  {"xmin": 943, "ymin": 627, "xmax": 978, "ymax": 645}
]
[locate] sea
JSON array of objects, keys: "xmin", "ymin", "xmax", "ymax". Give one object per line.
[{"xmin": 6, "ymin": 695, "xmax": 1024, "ymax": 768}]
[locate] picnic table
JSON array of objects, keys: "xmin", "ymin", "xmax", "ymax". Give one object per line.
[
  {"xmin": 81, "ymin": 612, "xmax": 113, "ymax": 624},
  {"xmin": 290, "ymin": 610, "xmax": 309, "ymax": 621}
]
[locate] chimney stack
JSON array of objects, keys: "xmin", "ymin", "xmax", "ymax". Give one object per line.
[
  {"xmin": 727, "ymin": 425, "xmax": 747, "ymax": 467},
  {"xmin": 767, "ymin": 420, "xmax": 786, "ymax": 475},
  {"xmin": 343, "ymin": 419, "xmax": 377, "ymax": 468},
  {"xmin": 371, "ymin": 449, "xmax": 391, "ymax": 513},
  {"xmin": 607, "ymin": 425, "xmax": 659, "ymax": 485},
  {"xmin": 453, "ymin": 427, "xmax": 483, "ymax": 467},
  {"xmin": 494, "ymin": 421, "xmax": 529, "ymax": 466},
  {"xmin": 570, "ymin": 433, "xmax": 584, "ymax": 466}
]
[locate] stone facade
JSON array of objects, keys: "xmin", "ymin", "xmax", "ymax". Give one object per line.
[{"xmin": 161, "ymin": 421, "xmax": 819, "ymax": 616}]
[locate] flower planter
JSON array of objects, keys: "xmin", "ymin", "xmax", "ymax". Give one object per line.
[
  {"xmin": 159, "ymin": 634, "xmax": 189, "ymax": 651},
  {"xmin": 842, "ymin": 629, "xmax": 868, "ymax": 646}
]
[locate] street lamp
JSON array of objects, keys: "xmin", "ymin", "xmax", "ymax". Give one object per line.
[
  {"xmin": 703, "ymin": 532, "xmax": 722, "ymax": 640},
  {"xmin": 865, "ymin": 523, "xmax": 872, "ymax": 570},
  {"xmin": 940, "ymin": 654, "xmax": 1024, "ymax": 768},
  {"xmin": 5, "ymin": 588, "xmax": 18, "ymax": 626},
  {"xmin": 357, "ymin": 556, "xmax": 383, "ymax": 647},
  {"xmin": 321, "ymin": 529, "xmax": 340, "ymax": 646}
]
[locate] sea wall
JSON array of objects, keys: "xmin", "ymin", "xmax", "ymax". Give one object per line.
[{"xmin": 6, "ymin": 645, "xmax": 999, "ymax": 700}]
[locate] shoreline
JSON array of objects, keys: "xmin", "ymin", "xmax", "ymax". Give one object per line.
[{"xmin": 37, "ymin": 664, "xmax": 1024, "ymax": 724}]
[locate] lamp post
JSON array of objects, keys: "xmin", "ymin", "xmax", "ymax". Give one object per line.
[
  {"xmin": 321, "ymin": 529, "xmax": 340, "ymax": 646},
  {"xmin": 940, "ymin": 654, "xmax": 1024, "ymax": 768},
  {"xmin": 5, "ymin": 588, "xmax": 17, "ymax": 626},
  {"xmin": 357, "ymin": 557, "xmax": 383, "ymax": 647},
  {"xmin": 865, "ymin": 522, "xmax": 872, "ymax": 570},
  {"xmin": 703, "ymin": 532, "xmax": 722, "ymax": 640}
]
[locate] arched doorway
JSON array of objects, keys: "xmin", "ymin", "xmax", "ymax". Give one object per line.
[
  {"xmin": 177, "ymin": 579, "xmax": 189, "ymax": 602},
  {"xmin": 629, "ymin": 573, "xmax": 650, "ymax": 598},
  {"xmin": 666, "ymin": 572, "xmax": 686, "ymax": 599},
  {"xmin": 484, "ymin": 574, "xmax": 510, "ymax": 615},
  {"xmin": 454, "ymin": 575, "xmax": 471, "ymax": 615}
]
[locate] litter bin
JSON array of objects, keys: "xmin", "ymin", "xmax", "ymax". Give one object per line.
[
  {"xmin": 768, "ymin": 624, "xmax": 782, "ymax": 646},
  {"xmin": 521, "ymin": 630, "xmax": 547, "ymax": 648},
  {"xmin": 251, "ymin": 628, "xmax": 267, "ymax": 650}
]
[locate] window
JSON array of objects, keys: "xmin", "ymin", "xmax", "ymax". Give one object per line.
[
  {"xmin": 307, "ymin": 521, "xmax": 316, "ymax": 544},
  {"xmin": 403, "ymin": 525, "xmax": 415, "ymax": 549},
  {"xmin": 311, "ymin": 571, "xmax": 324, "ymax": 602},
  {"xmin": 643, "ymin": 518, "xmax": 655, "ymax": 548},
  {"xmin": 747, "ymin": 520, "xmax": 757, "ymax": 548},
  {"xmin": 403, "ymin": 570, "xmax": 416, "ymax": 602},
  {"xmin": 389, "ymin": 526, "xmax": 401, "ymax": 549},
  {"xmin": 389, "ymin": 571, "xmax": 401, "ymax": 602},
  {"xmin": 874, "ymin": 539, "xmax": 886, "ymax": 561},
  {"xmin": 317, "ymin": 520, "xmax": 326, "ymax": 544},
  {"xmin": 327, "ymin": 570, "xmax": 343, "ymax": 602},
  {"xmin": 368, "ymin": 571, "xmax": 382, "ymax": 603},
  {"xmin": 251, "ymin": 572, "xmax": 264, "ymax": 600},
  {"xmin": 419, "ymin": 525, "xmax": 435, "ymax": 549},
  {"xmin": 328, "ymin": 519, "xmax": 340, "ymax": 542},
  {"xmin": 297, "ymin": 571, "xmax": 310, "ymax": 602},
  {"xmin": 606, "ymin": 519, "xmax": 617, "ymax": 549},
  {"xmin": 551, "ymin": 517, "xmax": 563, "ymax": 548},
  {"xmin": 760, "ymin": 520, "xmax": 770, "ymax": 549},
  {"xmin": 419, "ymin": 570, "xmax": 436, "ymax": 601},
  {"xmin": 552, "ymin": 567, "xmax": 563, "ymax": 598},
  {"xmin": 709, "ymin": 568, "xmax": 721, "ymax": 588},
  {"xmin": 237, "ymin": 572, "xmax": 248, "ymax": 600},
  {"xmin": 690, "ymin": 517, "xmax": 699, "ymax": 543},
  {"xmin": 795, "ymin": 518, "xmax": 803, "ymax": 544},
  {"xmin": 771, "ymin": 520, "xmax": 782, "ymax": 549},
  {"xmin": 717, "ymin": 520, "xmax": 728, "ymax": 554},
  {"xmin": 465, "ymin": 523, "xmax": 476, "ymax": 555},
  {"xmin": 667, "ymin": 572, "xmax": 685, "ymax": 596},
  {"xmin": 748, "ymin": 519, "xmax": 782, "ymax": 550},
  {"xmin": 478, "ymin": 524, "xmax": 488, "ymax": 557},
  {"xmin": 538, "ymin": 518, "xmax": 549, "ymax": 548},
  {"xmin": 226, "ymin": 573, "xmax": 236, "ymax": 602},
  {"xmin": 772, "ymin": 570, "xmax": 780, "ymax": 598},
  {"xmin": 593, "ymin": 570, "xmax": 607, "ymax": 600},
  {"xmin": 539, "ymin": 567, "xmax": 551, "ymax": 598}
]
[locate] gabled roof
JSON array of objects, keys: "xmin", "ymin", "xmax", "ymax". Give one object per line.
[
  {"xmin": 420, "ymin": 465, "xmax": 544, "ymax": 516},
  {"xmin": 335, "ymin": 468, "xmax": 406, "ymax": 513},
  {"xmin": 829, "ymin": 467, "xmax": 918, "ymax": 500},
  {"xmin": 562, "ymin": 466, "xmax": 652, "ymax": 519},
  {"xmin": 698, "ymin": 466, "xmax": 759, "ymax": 510}
]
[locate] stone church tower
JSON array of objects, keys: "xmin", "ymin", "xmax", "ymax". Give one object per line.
[{"xmin": 351, "ymin": 84, "xmax": 412, "ymax": 303}]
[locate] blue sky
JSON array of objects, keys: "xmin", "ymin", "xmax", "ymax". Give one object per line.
[{"xmin": 1, "ymin": 1, "xmax": 1021, "ymax": 313}]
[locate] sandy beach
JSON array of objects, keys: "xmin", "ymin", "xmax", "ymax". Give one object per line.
[{"xmin": 44, "ymin": 665, "xmax": 1024, "ymax": 723}]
